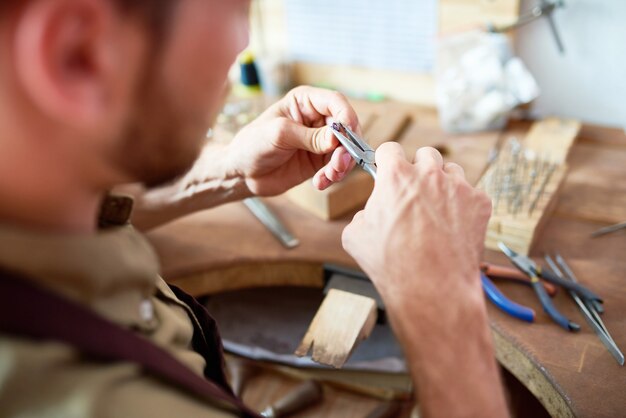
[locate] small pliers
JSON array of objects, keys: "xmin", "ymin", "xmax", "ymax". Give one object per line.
[
  {"xmin": 480, "ymin": 263, "xmax": 557, "ymax": 324},
  {"xmin": 330, "ymin": 122, "xmax": 377, "ymax": 180},
  {"xmin": 498, "ymin": 242, "xmax": 604, "ymax": 332}
]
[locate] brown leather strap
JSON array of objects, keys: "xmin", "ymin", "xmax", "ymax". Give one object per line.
[{"xmin": 0, "ymin": 268, "xmax": 260, "ymax": 418}]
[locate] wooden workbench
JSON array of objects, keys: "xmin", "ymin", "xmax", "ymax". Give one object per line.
[{"xmin": 146, "ymin": 103, "xmax": 626, "ymax": 417}]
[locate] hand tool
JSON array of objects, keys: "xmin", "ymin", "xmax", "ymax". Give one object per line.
[
  {"xmin": 590, "ymin": 221, "xmax": 626, "ymax": 238},
  {"xmin": 260, "ymin": 380, "xmax": 323, "ymax": 418},
  {"xmin": 330, "ymin": 122, "xmax": 377, "ymax": 180},
  {"xmin": 545, "ymin": 255, "xmax": 624, "ymax": 366},
  {"xmin": 555, "ymin": 253, "xmax": 603, "ymax": 313},
  {"xmin": 548, "ymin": 255, "xmax": 606, "ymax": 330},
  {"xmin": 482, "ymin": 273, "xmax": 535, "ymax": 323},
  {"xmin": 488, "ymin": 0, "xmax": 566, "ymax": 54},
  {"xmin": 243, "ymin": 197, "xmax": 299, "ymax": 249},
  {"xmin": 498, "ymin": 242, "xmax": 603, "ymax": 304},
  {"xmin": 481, "ymin": 261, "xmax": 559, "ymax": 323},
  {"xmin": 498, "ymin": 242, "xmax": 581, "ymax": 331},
  {"xmin": 481, "ymin": 262, "xmax": 558, "ymax": 296}
]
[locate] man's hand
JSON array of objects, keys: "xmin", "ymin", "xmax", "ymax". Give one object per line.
[
  {"xmin": 225, "ymin": 86, "xmax": 358, "ymax": 196},
  {"xmin": 342, "ymin": 143, "xmax": 492, "ymax": 304},
  {"xmin": 343, "ymin": 143, "xmax": 509, "ymax": 418},
  {"xmin": 126, "ymin": 86, "xmax": 359, "ymax": 230}
]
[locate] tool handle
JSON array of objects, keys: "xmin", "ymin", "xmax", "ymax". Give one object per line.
[
  {"xmin": 540, "ymin": 269, "xmax": 603, "ymax": 303},
  {"xmin": 481, "ymin": 274, "xmax": 535, "ymax": 323},
  {"xmin": 265, "ymin": 380, "xmax": 323, "ymax": 418},
  {"xmin": 531, "ymin": 279, "xmax": 579, "ymax": 332}
]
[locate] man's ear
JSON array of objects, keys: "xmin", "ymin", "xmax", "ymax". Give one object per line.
[{"xmin": 13, "ymin": 0, "xmax": 136, "ymax": 131}]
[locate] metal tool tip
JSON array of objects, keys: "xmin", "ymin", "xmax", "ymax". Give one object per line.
[
  {"xmin": 497, "ymin": 242, "xmax": 516, "ymax": 257},
  {"xmin": 331, "ymin": 122, "xmax": 342, "ymax": 131},
  {"xmin": 284, "ymin": 238, "xmax": 300, "ymax": 249}
]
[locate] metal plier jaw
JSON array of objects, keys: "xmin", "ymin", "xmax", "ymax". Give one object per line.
[{"xmin": 330, "ymin": 122, "xmax": 377, "ymax": 180}]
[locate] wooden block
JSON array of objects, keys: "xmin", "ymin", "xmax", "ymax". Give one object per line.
[
  {"xmin": 286, "ymin": 171, "xmax": 373, "ymax": 220},
  {"xmin": 295, "ymin": 289, "xmax": 377, "ymax": 369},
  {"xmin": 364, "ymin": 109, "xmax": 411, "ymax": 149},
  {"xmin": 524, "ymin": 118, "xmax": 581, "ymax": 164},
  {"xmin": 478, "ymin": 118, "xmax": 580, "ymax": 255},
  {"xmin": 286, "ymin": 109, "xmax": 411, "ymax": 220}
]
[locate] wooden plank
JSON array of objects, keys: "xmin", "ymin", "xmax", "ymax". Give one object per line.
[{"xmin": 295, "ymin": 289, "xmax": 377, "ymax": 368}]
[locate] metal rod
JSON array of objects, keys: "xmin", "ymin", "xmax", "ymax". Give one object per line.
[
  {"xmin": 546, "ymin": 255, "xmax": 624, "ymax": 366},
  {"xmin": 545, "ymin": 256, "xmax": 608, "ymax": 335},
  {"xmin": 590, "ymin": 221, "xmax": 626, "ymax": 238},
  {"xmin": 243, "ymin": 198, "xmax": 300, "ymax": 249},
  {"xmin": 528, "ymin": 164, "xmax": 555, "ymax": 216}
]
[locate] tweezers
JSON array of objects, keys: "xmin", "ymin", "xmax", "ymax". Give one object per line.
[
  {"xmin": 330, "ymin": 122, "xmax": 377, "ymax": 180},
  {"xmin": 545, "ymin": 254, "xmax": 624, "ymax": 366}
]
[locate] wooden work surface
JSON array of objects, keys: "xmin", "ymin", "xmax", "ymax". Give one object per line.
[{"xmin": 146, "ymin": 103, "xmax": 626, "ymax": 417}]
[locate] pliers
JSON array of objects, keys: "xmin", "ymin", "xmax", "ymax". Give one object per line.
[
  {"xmin": 480, "ymin": 262, "xmax": 557, "ymax": 323},
  {"xmin": 498, "ymin": 242, "xmax": 604, "ymax": 332},
  {"xmin": 330, "ymin": 122, "xmax": 377, "ymax": 180}
]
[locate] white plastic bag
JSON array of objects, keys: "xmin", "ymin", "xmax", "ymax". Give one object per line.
[{"xmin": 436, "ymin": 31, "xmax": 540, "ymax": 133}]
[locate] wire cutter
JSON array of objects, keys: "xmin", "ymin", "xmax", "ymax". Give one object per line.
[
  {"xmin": 480, "ymin": 262, "xmax": 557, "ymax": 323},
  {"xmin": 330, "ymin": 122, "xmax": 377, "ymax": 180},
  {"xmin": 498, "ymin": 242, "xmax": 604, "ymax": 331}
]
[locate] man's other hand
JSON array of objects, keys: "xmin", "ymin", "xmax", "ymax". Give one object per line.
[
  {"xmin": 342, "ymin": 143, "xmax": 492, "ymax": 305},
  {"xmin": 226, "ymin": 86, "xmax": 359, "ymax": 196},
  {"xmin": 342, "ymin": 144, "xmax": 508, "ymax": 418}
]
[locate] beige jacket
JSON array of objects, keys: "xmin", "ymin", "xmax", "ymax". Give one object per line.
[{"xmin": 0, "ymin": 200, "xmax": 236, "ymax": 417}]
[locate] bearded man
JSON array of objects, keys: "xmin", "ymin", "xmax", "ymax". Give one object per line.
[{"xmin": 0, "ymin": 1, "xmax": 507, "ymax": 417}]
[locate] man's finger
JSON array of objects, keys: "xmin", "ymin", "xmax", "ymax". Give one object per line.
[
  {"xmin": 312, "ymin": 169, "xmax": 332, "ymax": 191},
  {"xmin": 413, "ymin": 147, "xmax": 444, "ymax": 171},
  {"xmin": 375, "ymin": 142, "xmax": 408, "ymax": 171},
  {"xmin": 443, "ymin": 162, "xmax": 465, "ymax": 179},
  {"xmin": 285, "ymin": 86, "xmax": 360, "ymax": 132},
  {"xmin": 324, "ymin": 147, "xmax": 355, "ymax": 181},
  {"xmin": 312, "ymin": 148, "xmax": 355, "ymax": 190}
]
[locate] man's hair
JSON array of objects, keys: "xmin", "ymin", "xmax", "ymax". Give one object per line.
[{"xmin": 1, "ymin": 1, "xmax": 174, "ymax": 42}]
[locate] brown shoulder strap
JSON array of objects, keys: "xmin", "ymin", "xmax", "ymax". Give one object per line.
[{"xmin": 0, "ymin": 268, "xmax": 260, "ymax": 418}]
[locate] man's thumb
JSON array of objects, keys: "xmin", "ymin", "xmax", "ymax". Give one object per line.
[{"xmin": 278, "ymin": 119, "xmax": 335, "ymax": 155}]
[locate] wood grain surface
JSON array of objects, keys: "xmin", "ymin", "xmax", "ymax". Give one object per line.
[{"xmin": 146, "ymin": 105, "xmax": 626, "ymax": 417}]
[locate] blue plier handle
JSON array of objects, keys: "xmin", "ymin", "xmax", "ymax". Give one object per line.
[
  {"xmin": 330, "ymin": 122, "xmax": 377, "ymax": 180},
  {"xmin": 481, "ymin": 273, "xmax": 535, "ymax": 323}
]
